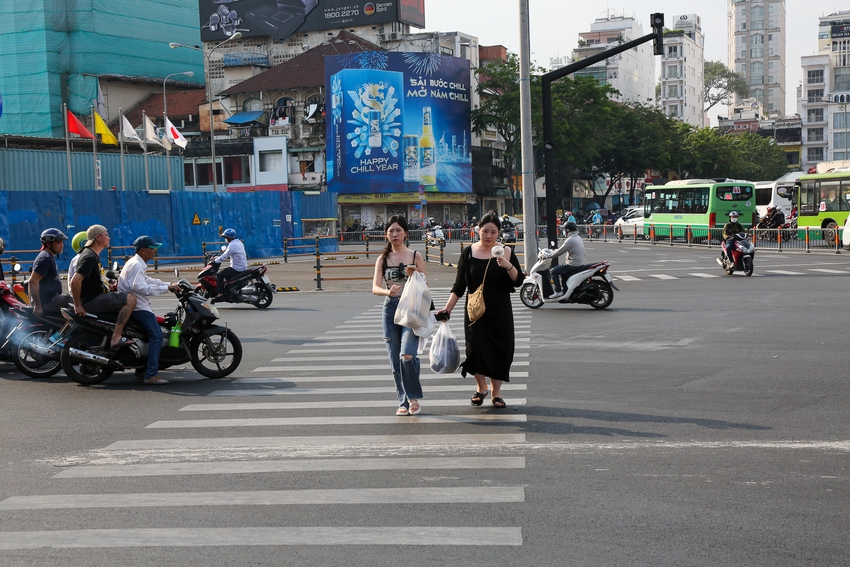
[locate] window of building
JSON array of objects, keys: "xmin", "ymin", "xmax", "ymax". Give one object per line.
[
  {"xmin": 808, "ymin": 147, "xmax": 824, "ymax": 162},
  {"xmin": 753, "ymin": 88, "xmax": 764, "ymax": 106},
  {"xmin": 808, "ymin": 108, "xmax": 824, "ymax": 122},
  {"xmin": 667, "ymin": 65, "xmax": 677, "ymax": 78},
  {"xmin": 808, "ymin": 69, "xmax": 825, "ymax": 84},
  {"xmin": 787, "ymin": 152, "xmax": 799, "ymax": 166},
  {"xmin": 807, "ymin": 89, "xmax": 824, "ymax": 103},
  {"xmin": 807, "ymin": 128, "xmax": 824, "ymax": 142},
  {"xmin": 751, "ymin": 62, "xmax": 764, "ymax": 85},
  {"xmin": 259, "ymin": 150, "xmax": 284, "ymax": 172},
  {"xmin": 667, "ymin": 46, "xmax": 678, "ymax": 57},
  {"xmin": 751, "ymin": 34, "xmax": 764, "ymax": 45},
  {"xmin": 668, "ymin": 85, "xmax": 679, "ymax": 97},
  {"xmin": 751, "ymin": 48, "xmax": 764, "ymax": 58},
  {"xmin": 834, "ymin": 132, "xmax": 847, "ymax": 149},
  {"xmin": 836, "ymin": 113, "xmax": 849, "ymax": 129},
  {"xmin": 741, "ymin": 23, "xmax": 746, "ymax": 30},
  {"xmin": 835, "ymin": 68, "xmax": 850, "ymax": 92}
]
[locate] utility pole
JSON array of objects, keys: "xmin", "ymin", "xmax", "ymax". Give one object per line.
[{"xmin": 518, "ymin": 0, "xmax": 537, "ymax": 271}]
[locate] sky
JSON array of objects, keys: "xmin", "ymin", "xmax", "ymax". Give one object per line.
[{"xmin": 421, "ymin": 0, "xmax": 846, "ymax": 122}]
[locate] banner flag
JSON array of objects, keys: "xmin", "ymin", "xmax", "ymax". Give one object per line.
[
  {"xmin": 122, "ymin": 115, "xmax": 142, "ymax": 147},
  {"xmin": 165, "ymin": 117, "xmax": 187, "ymax": 148},
  {"xmin": 67, "ymin": 110, "xmax": 96, "ymax": 140},
  {"xmin": 93, "ymin": 111, "xmax": 118, "ymax": 145},
  {"xmin": 144, "ymin": 115, "xmax": 171, "ymax": 150}
]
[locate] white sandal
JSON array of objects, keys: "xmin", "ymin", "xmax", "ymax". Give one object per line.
[{"xmin": 396, "ymin": 406, "xmax": 409, "ymax": 416}]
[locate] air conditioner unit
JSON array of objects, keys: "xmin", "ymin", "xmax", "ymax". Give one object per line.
[
  {"xmin": 378, "ymin": 33, "xmax": 388, "ymax": 41},
  {"xmin": 390, "ymin": 32, "xmax": 400, "ymax": 40}
]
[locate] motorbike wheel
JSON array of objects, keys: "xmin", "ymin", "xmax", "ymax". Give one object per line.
[
  {"xmin": 743, "ymin": 257, "xmax": 754, "ymax": 277},
  {"xmin": 519, "ymin": 283, "xmax": 544, "ymax": 309},
  {"xmin": 254, "ymin": 285, "xmax": 273, "ymax": 309},
  {"xmin": 13, "ymin": 329, "xmax": 61, "ymax": 378},
  {"xmin": 190, "ymin": 329, "xmax": 242, "ymax": 378},
  {"xmin": 588, "ymin": 281, "xmax": 614, "ymax": 310},
  {"xmin": 823, "ymin": 222, "xmax": 838, "ymax": 246},
  {"xmin": 60, "ymin": 334, "xmax": 115, "ymax": 385}
]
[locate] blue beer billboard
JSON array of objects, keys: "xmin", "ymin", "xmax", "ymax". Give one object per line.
[{"xmin": 325, "ymin": 52, "xmax": 472, "ymax": 194}]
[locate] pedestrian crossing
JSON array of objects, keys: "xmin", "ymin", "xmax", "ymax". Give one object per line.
[
  {"xmin": 613, "ymin": 267, "xmax": 850, "ymax": 281},
  {"xmin": 0, "ymin": 291, "xmax": 531, "ymax": 551}
]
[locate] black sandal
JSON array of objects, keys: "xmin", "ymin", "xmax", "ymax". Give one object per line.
[
  {"xmin": 470, "ymin": 391, "xmax": 489, "ymax": 406},
  {"xmin": 491, "ymin": 397, "xmax": 506, "ymax": 409}
]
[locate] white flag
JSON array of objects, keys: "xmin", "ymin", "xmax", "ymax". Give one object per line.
[
  {"xmin": 164, "ymin": 117, "xmax": 187, "ymax": 149},
  {"xmin": 144, "ymin": 115, "xmax": 171, "ymax": 151},
  {"xmin": 121, "ymin": 115, "xmax": 142, "ymax": 147}
]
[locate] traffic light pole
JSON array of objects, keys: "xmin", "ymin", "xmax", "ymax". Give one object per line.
[{"xmin": 541, "ymin": 13, "xmax": 664, "ymax": 250}]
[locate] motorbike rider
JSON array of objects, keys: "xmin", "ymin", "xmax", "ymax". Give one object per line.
[
  {"xmin": 117, "ymin": 235, "xmax": 179, "ymax": 385},
  {"xmin": 767, "ymin": 206, "xmax": 786, "ymax": 229},
  {"xmin": 501, "ymin": 214, "xmax": 514, "ymax": 230},
  {"xmin": 69, "ymin": 224, "xmax": 137, "ymax": 350},
  {"xmin": 548, "ymin": 221, "xmax": 587, "ymax": 299},
  {"xmin": 591, "ymin": 209, "xmax": 603, "ymax": 225},
  {"xmin": 212, "ymin": 228, "xmax": 247, "ymax": 302},
  {"xmin": 29, "ymin": 228, "xmax": 73, "ymax": 315},
  {"xmin": 722, "ymin": 212, "xmax": 746, "ymax": 263}
]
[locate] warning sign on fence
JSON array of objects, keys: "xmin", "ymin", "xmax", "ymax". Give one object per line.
[{"xmin": 192, "ymin": 213, "xmax": 201, "ymax": 225}]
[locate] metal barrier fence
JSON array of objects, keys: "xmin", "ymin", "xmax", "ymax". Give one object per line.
[{"xmin": 339, "ymin": 227, "xmax": 478, "ymax": 244}]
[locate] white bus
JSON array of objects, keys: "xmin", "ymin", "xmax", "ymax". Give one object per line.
[{"xmin": 754, "ymin": 180, "xmax": 794, "ymax": 219}]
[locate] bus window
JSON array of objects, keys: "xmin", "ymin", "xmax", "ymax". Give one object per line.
[
  {"xmin": 841, "ymin": 181, "xmax": 850, "ymax": 211},
  {"xmin": 820, "ymin": 180, "xmax": 840, "ymax": 211},
  {"xmin": 716, "ymin": 185, "xmax": 752, "ymax": 201}
]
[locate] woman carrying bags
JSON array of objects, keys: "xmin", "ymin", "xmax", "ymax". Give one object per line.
[
  {"xmin": 372, "ymin": 215, "xmax": 428, "ymax": 416},
  {"xmin": 436, "ymin": 212, "xmax": 524, "ymax": 408}
]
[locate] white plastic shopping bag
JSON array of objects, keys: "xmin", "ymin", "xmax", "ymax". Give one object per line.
[
  {"xmin": 394, "ymin": 271, "xmax": 431, "ymax": 330},
  {"xmin": 429, "ymin": 321, "xmax": 460, "ymax": 374}
]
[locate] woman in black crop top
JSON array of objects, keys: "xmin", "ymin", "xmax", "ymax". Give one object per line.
[{"xmin": 372, "ymin": 215, "xmax": 428, "ymax": 416}]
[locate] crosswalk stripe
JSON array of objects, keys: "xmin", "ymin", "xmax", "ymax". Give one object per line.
[
  {"xmin": 254, "ymin": 361, "xmax": 530, "ymax": 372},
  {"xmin": 267, "ymin": 352, "xmax": 530, "ymax": 362},
  {"xmin": 649, "ymin": 274, "xmax": 678, "ymax": 280},
  {"xmin": 103, "ymin": 433, "xmax": 527, "ymax": 451},
  {"xmin": 235, "ymin": 372, "xmax": 529, "ymax": 383},
  {"xmin": 807, "ymin": 268, "xmax": 847, "ymax": 274},
  {"xmin": 766, "ymin": 270, "xmax": 803, "ymax": 275},
  {"xmin": 179, "ymin": 398, "xmax": 528, "ymax": 411},
  {"xmin": 296, "ymin": 338, "xmax": 531, "ymax": 346},
  {"xmin": 210, "ymin": 384, "xmax": 527, "ymax": 396},
  {"xmin": 53, "ymin": 456, "xmax": 527, "ymax": 479},
  {"xmin": 0, "ymin": 526, "xmax": 523, "ymax": 549},
  {"xmin": 147, "ymin": 414, "xmax": 528, "ymax": 429},
  {"xmin": 690, "ymin": 273, "xmax": 720, "ymax": 278},
  {"xmin": 0, "ymin": 486, "xmax": 526, "ymax": 510},
  {"xmin": 615, "ymin": 275, "xmax": 640, "ymax": 281}
]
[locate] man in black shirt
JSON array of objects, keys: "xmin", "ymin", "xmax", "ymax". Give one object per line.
[
  {"xmin": 30, "ymin": 228, "xmax": 72, "ymax": 315},
  {"xmin": 68, "ymin": 225, "xmax": 137, "ymax": 350}
]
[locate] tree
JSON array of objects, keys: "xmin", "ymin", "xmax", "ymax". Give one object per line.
[{"xmin": 703, "ymin": 61, "xmax": 748, "ymax": 115}]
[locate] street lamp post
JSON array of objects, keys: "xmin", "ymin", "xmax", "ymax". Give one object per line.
[
  {"xmin": 169, "ymin": 32, "xmax": 242, "ymax": 193},
  {"xmin": 163, "ymin": 71, "xmax": 194, "ymax": 192}
]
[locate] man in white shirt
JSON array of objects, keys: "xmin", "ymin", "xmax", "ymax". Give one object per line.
[
  {"xmin": 213, "ymin": 227, "xmax": 248, "ymax": 302},
  {"xmin": 117, "ymin": 236, "xmax": 179, "ymax": 385}
]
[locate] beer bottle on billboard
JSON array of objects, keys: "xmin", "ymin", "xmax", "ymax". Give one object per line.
[{"xmin": 419, "ymin": 106, "xmax": 436, "ymax": 186}]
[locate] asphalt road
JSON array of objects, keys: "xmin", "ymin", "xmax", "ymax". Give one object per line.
[{"xmin": 0, "ymin": 242, "xmax": 848, "ymax": 566}]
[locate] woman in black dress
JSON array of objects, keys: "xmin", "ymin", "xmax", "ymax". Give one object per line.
[{"xmin": 436, "ymin": 212, "xmax": 524, "ymax": 408}]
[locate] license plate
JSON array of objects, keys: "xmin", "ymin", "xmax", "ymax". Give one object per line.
[
  {"xmin": 262, "ymin": 275, "xmax": 270, "ymax": 284},
  {"xmin": 604, "ymin": 273, "xmax": 613, "ymax": 282}
]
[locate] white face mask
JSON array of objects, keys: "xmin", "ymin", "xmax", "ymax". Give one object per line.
[{"xmin": 730, "ymin": 217, "xmax": 738, "ymax": 222}]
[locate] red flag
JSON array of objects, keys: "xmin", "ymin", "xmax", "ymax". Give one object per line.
[{"xmin": 67, "ymin": 110, "xmax": 96, "ymax": 140}]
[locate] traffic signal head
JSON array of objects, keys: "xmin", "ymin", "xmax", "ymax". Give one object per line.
[{"xmin": 651, "ymin": 13, "xmax": 664, "ymax": 56}]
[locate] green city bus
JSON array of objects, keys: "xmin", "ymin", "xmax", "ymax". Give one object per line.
[
  {"xmin": 642, "ymin": 179, "xmax": 755, "ymax": 240},
  {"xmin": 794, "ymin": 171, "xmax": 850, "ymax": 241}
]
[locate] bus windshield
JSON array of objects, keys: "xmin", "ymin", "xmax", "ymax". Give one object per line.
[{"xmin": 717, "ymin": 185, "xmax": 751, "ymax": 202}]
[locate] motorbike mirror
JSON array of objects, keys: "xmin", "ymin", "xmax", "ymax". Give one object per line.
[
  {"xmin": 13, "ymin": 263, "xmax": 21, "ymax": 272},
  {"xmin": 174, "ymin": 268, "xmax": 179, "ymax": 278},
  {"xmin": 221, "ymin": 245, "xmax": 226, "ymax": 252},
  {"xmin": 112, "ymin": 261, "xmax": 119, "ymax": 271}
]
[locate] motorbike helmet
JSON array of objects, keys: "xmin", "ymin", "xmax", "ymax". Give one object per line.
[
  {"xmin": 71, "ymin": 231, "xmax": 87, "ymax": 253},
  {"xmin": 564, "ymin": 221, "xmax": 578, "ymax": 233},
  {"xmin": 222, "ymin": 228, "xmax": 237, "ymax": 239},
  {"xmin": 729, "ymin": 211, "xmax": 739, "ymax": 219},
  {"xmin": 40, "ymin": 228, "xmax": 68, "ymax": 245}
]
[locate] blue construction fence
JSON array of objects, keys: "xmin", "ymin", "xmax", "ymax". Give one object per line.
[{"xmin": 0, "ymin": 190, "xmax": 338, "ymax": 270}]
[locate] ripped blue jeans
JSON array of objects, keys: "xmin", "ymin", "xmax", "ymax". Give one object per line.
[{"xmin": 382, "ymin": 296, "xmax": 423, "ymax": 408}]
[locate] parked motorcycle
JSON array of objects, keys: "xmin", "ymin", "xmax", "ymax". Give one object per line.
[
  {"xmin": 519, "ymin": 249, "xmax": 618, "ymax": 310},
  {"xmin": 58, "ymin": 278, "xmax": 243, "ymax": 385},
  {"xmin": 9, "ymin": 306, "xmax": 68, "ymax": 378},
  {"xmin": 196, "ymin": 256, "xmax": 274, "ymax": 309},
  {"xmin": 717, "ymin": 231, "xmax": 755, "ymax": 276}
]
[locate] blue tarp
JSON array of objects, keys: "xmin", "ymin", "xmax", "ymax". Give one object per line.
[
  {"xmin": 223, "ymin": 111, "xmax": 267, "ymax": 125},
  {"xmin": 0, "ymin": 190, "xmax": 337, "ymax": 269}
]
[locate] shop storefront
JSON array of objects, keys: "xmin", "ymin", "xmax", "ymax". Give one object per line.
[{"xmin": 339, "ymin": 192, "xmax": 476, "ymax": 229}]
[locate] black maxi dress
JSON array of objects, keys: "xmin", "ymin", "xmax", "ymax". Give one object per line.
[{"xmin": 451, "ymin": 245, "xmax": 524, "ymax": 382}]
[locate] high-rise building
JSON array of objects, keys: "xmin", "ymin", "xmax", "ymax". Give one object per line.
[
  {"xmin": 568, "ymin": 14, "xmax": 656, "ymax": 105},
  {"xmin": 659, "ymin": 14, "xmax": 706, "ymax": 127},
  {"xmin": 799, "ymin": 11, "xmax": 850, "ymax": 169},
  {"xmin": 727, "ymin": 0, "xmax": 787, "ymax": 117}
]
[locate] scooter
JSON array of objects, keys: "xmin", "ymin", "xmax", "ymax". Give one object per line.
[
  {"xmin": 500, "ymin": 225, "xmax": 517, "ymax": 243},
  {"xmin": 717, "ymin": 231, "xmax": 755, "ymax": 276},
  {"xmin": 58, "ymin": 278, "xmax": 243, "ymax": 385},
  {"xmin": 519, "ymin": 249, "xmax": 618, "ymax": 310},
  {"xmin": 196, "ymin": 255, "xmax": 274, "ymax": 309},
  {"xmin": 425, "ymin": 225, "xmax": 446, "ymax": 247}
]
